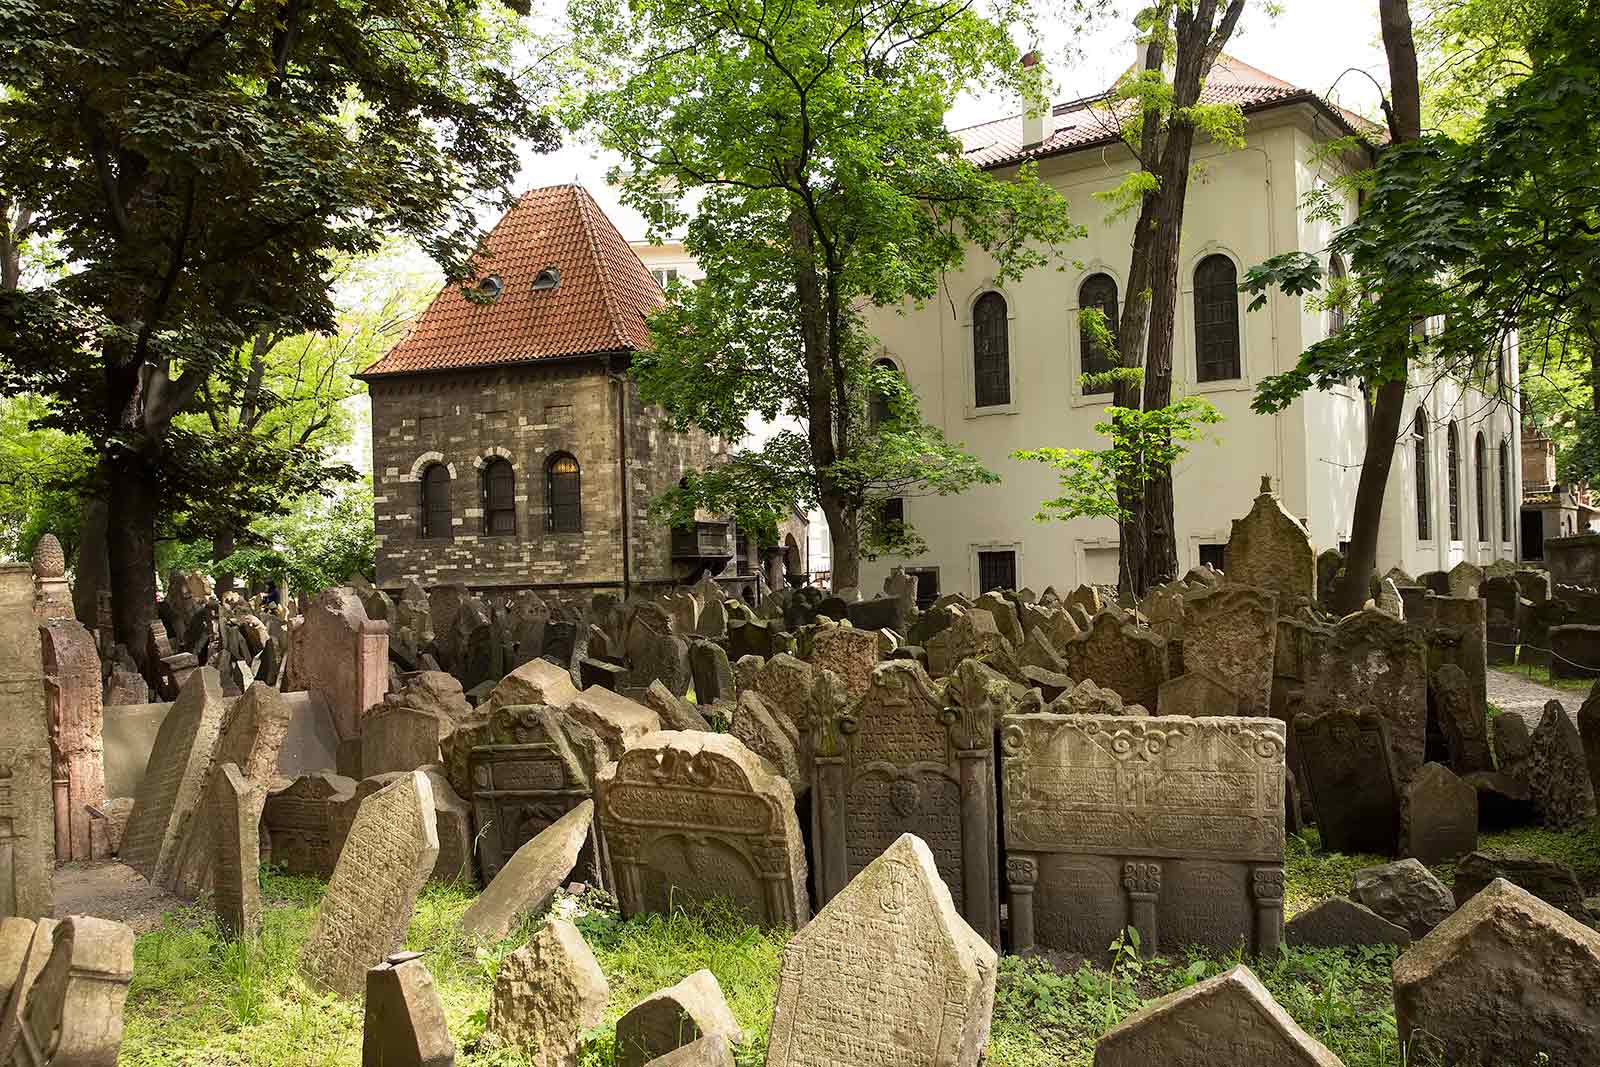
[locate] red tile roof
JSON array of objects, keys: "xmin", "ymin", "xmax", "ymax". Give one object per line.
[
  {"xmin": 957, "ymin": 54, "xmax": 1383, "ymax": 171},
  {"xmin": 359, "ymin": 184, "xmax": 664, "ymax": 378}
]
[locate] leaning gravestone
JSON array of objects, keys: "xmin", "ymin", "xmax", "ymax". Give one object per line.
[
  {"xmin": 1401, "ymin": 761, "xmax": 1477, "ymax": 866},
  {"xmin": 597, "ymin": 732, "xmax": 809, "ymax": 930},
  {"xmin": 1093, "ymin": 964, "xmax": 1342, "ymax": 1066},
  {"xmin": 1223, "ymin": 476, "xmax": 1316, "ymax": 604},
  {"xmin": 766, "ymin": 834, "xmax": 996, "ymax": 1067},
  {"xmin": 460, "ymin": 800, "xmax": 593, "ymax": 941},
  {"xmin": 811, "ymin": 660, "xmax": 998, "ymax": 945},
  {"xmin": 1002, "ymin": 713, "xmax": 1286, "ymax": 958},
  {"xmin": 1293, "ymin": 708, "xmax": 1400, "ymax": 855},
  {"xmin": 212, "ymin": 763, "xmax": 262, "ymax": 939},
  {"xmin": 0, "ymin": 568, "xmax": 55, "ymax": 918},
  {"xmin": 1431, "ymin": 663, "xmax": 1491, "ymax": 775},
  {"xmin": 1526, "ymin": 699, "xmax": 1597, "ymax": 828},
  {"xmin": 1284, "ymin": 898, "xmax": 1411, "ymax": 949},
  {"xmin": 300, "ymin": 771, "xmax": 439, "ymax": 997},
  {"xmin": 1393, "ymin": 878, "xmax": 1600, "ymax": 1067},
  {"xmin": 1179, "ymin": 585, "xmax": 1278, "ymax": 717},
  {"xmin": 120, "ymin": 666, "xmax": 226, "ymax": 885}
]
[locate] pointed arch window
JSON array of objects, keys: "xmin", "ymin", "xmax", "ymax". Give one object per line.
[
  {"xmin": 1447, "ymin": 421, "xmax": 1462, "ymax": 541},
  {"xmin": 1414, "ymin": 411, "xmax": 1431, "ymax": 542},
  {"xmin": 868, "ymin": 357, "xmax": 900, "ymax": 430},
  {"xmin": 1194, "ymin": 254, "xmax": 1241, "ymax": 382},
  {"xmin": 1474, "ymin": 432, "xmax": 1488, "ymax": 544},
  {"xmin": 1078, "ymin": 273, "xmax": 1119, "ymax": 394},
  {"xmin": 1499, "ymin": 436, "xmax": 1512, "ymax": 541},
  {"xmin": 972, "ymin": 292, "xmax": 1011, "ymax": 408},
  {"xmin": 421, "ymin": 463, "xmax": 451, "ymax": 540},
  {"xmin": 546, "ymin": 453, "xmax": 582, "ymax": 533},
  {"xmin": 482, "ymin": 457, "xmax": 516, "ymax": 536}
]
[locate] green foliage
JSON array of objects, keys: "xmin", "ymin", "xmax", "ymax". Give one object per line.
[
  {"xmin": 1014, "ymin": 399, "xmax": 1222, "ymax": 523},
  {"xmin": 0, "ymin": 393, "xmax": 96, "ymax": 561}
]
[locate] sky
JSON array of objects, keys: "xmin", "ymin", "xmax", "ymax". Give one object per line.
[{"xmin": 515, "ymin": 1, "xmax": 1394, "ymax": 243}]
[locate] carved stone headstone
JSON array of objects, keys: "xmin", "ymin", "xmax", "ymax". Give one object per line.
[
  {"xmin": 39, "ymin": 620, "xmax": 103, "ymax": 862},
  {"xmin": 767, "ymin": 834, "xmax": 995, "ymax": 1067},
  {"xmin": 300, "ymin": 771, "xmax": 439, "ymax": 997},
  {"xmin": 361, "ymin": 698, "xmax": 449, "ymax": 777},
  {"xmin": 808, "ymin": 625, "xmax": 879, "ymax": 702},
  {"xmin": 1301, "ymin": 608, "xmax": 1429, "ymax": 787},
  {"xmin": 1401, "ymin": 761, "xmax": 1477, "ymax": 866},
  {"xmin": 1526, "ymin": 699, "xmax": 1597, "ymax": 828},
  {"xmin": 282, "ymin": 587, "xmax": 389, "ymax": 744},
  {"xmin": 119, "ymin": 667, "xmax": 225, "ymax": 885},
  {"xmin": 688, "ymin": 640, "xmax": 734, "ymax": 705},
  {"xmin": 1223, "ymin": 476, "xmax": 1316, "ymax": 604},
  {"xmin": 1293, "ymin": 708, "xmax": 1400, "ymax": 855},
  {"xmin": 212, "ymin": 763, "xmax": 262, "ymax": 939},
  {"xmin": 0, "ymin": 915, "xmax": 134, "ymax": 1067},
  {"xmin": 0, "ymin": 568, "xmax": 54, "ymax": 918},
  {"xmin": 1002, "ymin": 713, "xmax": 1286, "ymax": 958},
  {"xmin": 363, "ymin": 952, "xmax": 454, "ymax": 1067},
  {"xmin": 597, "ymin": 732, "xmax": 809, "ymax": 929},
  {"xmin": 485, "ymin": 916, "xmax": 608, "ymax": 1064},
  {"xmin": 731, "ymin": 691, "xmax": 801, "ymax": 787},
  {"xmin": 263, "ymin": 771, "xmax": 357, "ymax": 878},
  {"xmin": 1060, "ymin": 613, "xmax": 1169, "ymax": 712},
  {"xmin": 811, "ymin": 660, "xmax": 998, "ymax": 944},
  {"xmin": 1179, "ymin": 585, "xmax": 1277, "ymax": 717}
]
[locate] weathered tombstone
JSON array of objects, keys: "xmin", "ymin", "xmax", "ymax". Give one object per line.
[
  {"xmin": 300, "ymin": 771, "xmax": 439, "ymax": 997},
  {"xmin": 1526, "ymin": 699, "xmax": 1597, "ymax": 828},
  {"xmin": 925, "ymin": 607, "xmax": 1008, "ymax": 679},
  {"xmin": 687, "ymin": 640, "xmax": 734, "ymax": 705},
  {"xmin": 1481, "ymin": 575, "xmax": 1521, "ymax": 665},
  {"xmin": 363, "ymin": 952, "xmax": 454, "ymax": 1067},
  {"xmin": 263, "ymin": 771, "xmax": 357, "ymax": 878},
  {"xmin": 485, "ymin": 916, "xmax": 608, "ymax": 1064},
  {"xmin": 212, "ymin": 763, "xmax": 262, "ymax": 939},
  {"xmin": 1060, "ymin": 613, "xmax": 1169, "ymax": 712},
  {"xmin": 333, "ymin": 769, "xmax": 471, "ymax": 886},
  {"xmin": 1352, "ymin": 859, "xmax": 1455, "ymax": 939},
  {"xmin": 1377, "ymin": 577, "xmax": 1405, "ymax": 620},
  {"xmin": 1453, "ymin": 849, "xmax": 1587, "ymax": 918},
  {"xmin": 811, "ymin": 660, "xmax": 998, "ymax": 945},
  {"xmin": 1421, "ymin": 595, "xmax": 1490, "ymax": 733},
  {"xmin": 461, "ymin": 801, "xmax": 593, "ymax": 941},
  {"xmin": 640, "ymin": 1036, "xmax": 732, "ymax": 1067},
  {"xmin": 1580, "ymin": 681, "xmax": 1600, "ymax": 798},
  {"xmin": 1178, "ymin": 585, "xmax": 1277, "ymax": 717},
  {"xmin": 1284, "ymin": 898, "xmax": 1411, "ymax": 949},
  {"xmin": 508, "ymin": 590, "xmax": 550, "ymax": 669},
  {"xmin": 1154, "ymin": 672, "xmax": 1239, "ymax": 718},
  {"xmin": 0, "ymin": 569, "xmax": 54, "ymax": 918},
  {"xmin": 1549, "ymin": 623, "xmax": 1600, "ymax": 680},
  {"xmin": 38, "ymin": 620, "xmax": 103, "ymax": 863},
  {"xmin": 1447, "ymin": 560, "xmax": 1483, "ymax": 599},
  {"xmin": 1300, "ymin": 608, "xmax": 1429, "ymax": 787},
  {"xmin": 0, "ymin": 915, "xmax": 134, "ymax": 1067},
  {"xmin": 1393, "ymin": 879, "xmax": 1600, "ymax": 1067},
  {"xmin": 1431, "ymin": 663, "xmax": 1491, "ymax": 775},
  {"xmin": 119, "ymin": 667, "xmax": 225, "ymax": 884},
  {"xmin": 282, "ymin": 587, "xmax": 389, "ymax": 743},
  {"xmin": 1002, "ymin": 713, "xmax": 1286, "ymax": 958},
  {"xmin": 1401, "ymin": 762, "xmax": 1477, "ymax": 866},
  {"xmin": 640, "ymin": 680, "xmax": 711, "ymax": 733},
  {"xmin": 597, "ymin": 732, "xmax": 809, "ymax": 929},
  {"xmin": 615, "ymin": 970, "xmax": 741, "ymax": 1067},
  {"xmin": 752, "ymin": 654, "xmax": 816, "ymax": 731},
  {"xmin": 730, "ymin": 691, "xmax": 801, "ymax": 787},
  {"xmin": 807, "ymin": 625, "xmax": 879, "ymax": 701},
  {"xmin": 767, "ymin": 834, "xmax": 995, "ymax": 1067},
  {"xmin": 1293, "ymin": 709, "xmax": 1400, "ymax": 855},
  {"xmin": 1223, "ymin": 476, "xmax": 1316, "ymax": 604},
  {"xmin": 1093, "ymin": 964, "xmax": 1342, "ymax": 1067},
  {"xmin": 361, "ymin": 697, "xmax": 450, "ymax": 777},
  {"xmin": 484, "ymin": 657, "xmax": 580, "ymax": 713}
]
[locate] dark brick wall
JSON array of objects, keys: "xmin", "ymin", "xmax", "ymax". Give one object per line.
[{"xmin": 367, "ymin": 356, "xmax": 720, "ymax": 593}]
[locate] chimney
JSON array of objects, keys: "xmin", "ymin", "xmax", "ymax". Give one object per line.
[{"xmin": 1021, "ymin": 50, "xmax": 1054, "ymax": 148}]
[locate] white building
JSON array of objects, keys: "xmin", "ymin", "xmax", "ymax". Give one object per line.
[{"xmin": 855, "ymin": 56, "xmax": 1519, "ymax": 601}]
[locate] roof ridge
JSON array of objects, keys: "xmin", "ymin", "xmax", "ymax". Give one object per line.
[{"xmin": 573, "ymin": 185, "xmax": 630, "ymax": 352}]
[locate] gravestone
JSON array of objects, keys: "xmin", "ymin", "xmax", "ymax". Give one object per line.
[
  {"xmin": 811, "ymin": 660, "xmax": 998, "ymax": 945},
  {"xmin": 39, "ymin": 619, "xmax": 103, "ymax": 862},
  {"xmin": 1293, "ymin": 708, "xmax": 1400, "ymax": 855},
  {"xmin": 1401, "ymin": 762, "xmax": 1477, "ymax": 866},
  {"xmin": 640, "ymin": 680, "xmax": 711, "ymax": 733},
  {"xmin": 1579, "ymin": 683, "xmax": 1600, "ymax": 800},
  {"xmin": 212, "ymin": 763, "xmax": 262, "ymax": 939},
  {"xmin": 1002, "ymin": 713, "xmax": 1286, "ymax": 958},
  {"xmin": 485, "ymin": 916, "xmax": 608, "ymax": 1064},
  {"xmin": 1154, "ymin": 672, "xmax": 1239, "ymax": 718},
  {"xmin": 0, "ymin": 915, "xmax": 134, "ymax": 1067},
  {"xmin": 263, "ymin": 771, "xmax": 357, "ymax": 878},
  {"xmin": 461, "ymin": 801, "xmax": 593, "ymax": 941},
  {"xmin": 1179, "ymin": 586, "xmax": 1277, "ymax": 717},
  {"xmin": 1447, "ymin": 560, "xmax": 1483, "ymax": 599},
  {"xmin": 1421, "ymin": 596, "xmax": 1489, "ymax": 734},
  {"xmin": 484, "ymin": 658, "xmax": 580, "ymax": 714},
  {"xmin": 1284, "ymin": 898, "xmax": 1411, "ymax": 949},
  {"xmin": 753, "ymin": 654, "xmax": 816, "ymax": 731},
  {"xmin": 615, "ymin": 970, "xmax": 741, "ymax": 1067},
  {"xmin": 119, "ymin": 667, "xmax": 226, "ymax": 885},
  {"xmin": 1301, "ymin": 608, "xmax": 1429, "ymax": 787},
  {"xmin": 300, "ymin": 770, "xmax": 439, "ymax": 997},
  {"xmin": 508, "ymin": 590, "xmax": 549, "ymax": 669},
  {"xmin": 1481, "ymin": 575, "xmax": 1520, "ymax": 665},
  {"xmin": 925, "ymin": 607, "xmax": 1008, "ymax": 679},
  {"xmin": 363, "ymin": 952, "xmax": 454, "ymax": 1067},
  {"xmin": 1394, "ymin": 879, "xmax": 1600, "ymax": 1067},
  {"xmin": 282, "ymin": 587, "xmax": 389, "ymax": 743},
  {"xmin": 688, "ymin": 641, "xmax": 734, "ymax": 704},
  {"xmin": 641, "ymin": 1036, "xmax": 731, "ymax": 1067},
  {"xmin": 1526, "ymin": 699, "xmax": 1596, "ymax": 828},
  {"xmin": 1549, "ymin": 623, "xmax": 1600, "ymax": 680},
  {"xmin": 333, "ymin": 770, "xmax": 470, "ymax": 885},
  {"xmin": 597, "ymin": 732, "xmax": 809, "ymax": 929},
  {"xmin": 361, "ymin": 698, "xmax": 449, "ymax": 777},
  {"xmin": 0, "ymin": 568, "xmax": 55, "ymax": 918},
  {"xmin": 808, "ymin": 625, "xmax": 879, "ymax": 701},
  {"xmin": 1060, "ymin": 614, "xmax": 1169, "ymax": 712},
  {"xmin": 1352, "ymin": 859, "xmax": 1455, "ymax": 939},
  {"xmin": 1093, "ymin": 964, "xmax": 1342, "ymax": 1067},
  {"xmin": 1453, "ymin": 850, "xmax": 1587, "ymax": 918},
  {"xmin": 1431, "ymin": 664, "xmax": 1491, "ymax": 775},
  {"xmin": 1223, "ymin": 476, "xmax": 1316, "ymax": 604},
  {"xmin": 731, "ymin": 691, "xmax": 801, "ymax": 787}
]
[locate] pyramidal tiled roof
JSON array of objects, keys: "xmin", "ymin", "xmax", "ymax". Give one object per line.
[
  {"xmin": 957, "ymin": 54, "xmax": 1383, "ymax": 170},
  {"xmin": 359, "ymin": 184, "xmax": 664, "ymax": 378}
]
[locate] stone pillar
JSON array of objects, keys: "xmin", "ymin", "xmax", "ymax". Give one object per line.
[
  {"xmin": 1123, "ymin": 861, "xmax": 1162, "ymax": 959},
  {"xmin": 0, "ymin": 566, "xmax": 56, "ymax": 918},
  {"xmin": 957, "ymin": 749, "xmax": 994, "ymax": 946},
  {"xmin": 1251, "ymin": 866, "xmax": 1285, "ymax": 954},
  {"xmin": 1006, "ymin": 855, "xmax": 1038, "ymax": 954},
  {"xmin": 811, "ymin": 756, "xmax": 848, "ymax": 906},
  {"xmin": 40, "ymin": 620, "xmax": 105, "ymax": 862}
]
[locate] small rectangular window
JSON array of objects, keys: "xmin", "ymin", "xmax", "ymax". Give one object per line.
[
  {"xmin": 1198, "ymin": 543, "xmax": 1226, "ymax": 571},
  {"xmin": 905, "ymin": 567, "xmax": 940, "ymax": 611},
  {"xmin": 977, "ymin": 550, "xmax": 1016, "ymax": 594}
]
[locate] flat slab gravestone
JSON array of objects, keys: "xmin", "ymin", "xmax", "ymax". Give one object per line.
[
  {"xmin": 766, "ymin": 834, "xmax": 996, "ymax": 1067},
  {"xmin": 263, "ymin": 771, "xmax": 357, "ymax": 877},
  {"xmin": 460, "ymin": 800, "xmax": 592, "ymax": 940},
  {"xmin": 0, "ymin": 567, "xmax": 54, "ymax": 918},
  {"xmin": 1401, "ymin": 761, "xmax": 1477, "ymax": 865},
  {"xmin": 300, "ymin": 770, "xmax": 439, "ymax": 997},
  {"xmin": 212, "ymin": 763, "xmax": 262, "ymax": 939},
  {"xmin": 1293, "ymin": 708, "xmax": 1400, "ymax": 856},
  {"xmin": 1002, "ymin": 713, "xmax": 1286, "ymax": 958},
  {"xmin": 119, "ymin": 667, "xmax": 226, "ymax": 885},
  {"xmin": 615, "ymin": 969, "xmax": 740, "ymax": 1067}
]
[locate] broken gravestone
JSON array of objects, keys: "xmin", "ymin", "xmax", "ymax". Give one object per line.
[
  {"xmin": 485, "ymin": 916, "xmax": 609, "ymax": 1064},
  {"xmin": 615, "ymin": 969, "xmax": 741, "ymax": 1067},
  {"xmin": 0, "ymin": 914, "xmax": 135, "ymax": 1067},
  {"xmin": 460, "ymin": 801, "xmax": 593, "ymax": 941},
  {"xmin": 363, "ymin": 952, "xmax": 454, "ymax": 1067}
]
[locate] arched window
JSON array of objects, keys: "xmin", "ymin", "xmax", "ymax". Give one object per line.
[
  {"xmin": 421, "ymin": 463, "xmax": 451, "ymax": 540},
  {"xmin": 1474, "ymin": 433, "xmax": 1488, "ymax": 544},
  {"xmin": 1078, "ymin": 273, "xmax": 1120, "ymax": 395},
  {"xmin": 1499, "ymin": 436, "xmax": 1511, "ymax": 541},
  {"xmin": 1414, "ymin": 411, "xmax": 1431, "ymax": 542},
  {"xmin": 1194, "ymin": 254, "xmax": 1241, "ymax": 382},
  {"xmin": 482, "ymin": 456, "xmax": 516, "ymax": 536},
  {"xmin": 972, "ymin": 292, "xmax": 1010, "ymax": 408},
  {"xmin": 868, "ymin": 357, "xmax": 899, "ymax": 430},
  {"xmin": 1328, "ymin": 254, "xmax": 1347, "ymax": 336},
  {"xmin": 546, "ymin": 453, "xmax": 581, "ymax": 533},
  {"xmin": 1447, "ymin": 421, "xmax": 1461, "ymax": 541}
]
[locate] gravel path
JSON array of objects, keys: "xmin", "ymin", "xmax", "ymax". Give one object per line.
[
  {"xmin": 1487, "ymin": 666, "xmax": 1588, "ymax": 726},
  {"xmin": 52, "ymin": 861, "xmax": 191, "ymax": 934}
]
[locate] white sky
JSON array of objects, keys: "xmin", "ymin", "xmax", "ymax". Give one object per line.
[{"xmin": 517, "ymin": 1, "xmax": 1393, "ymax": 242}]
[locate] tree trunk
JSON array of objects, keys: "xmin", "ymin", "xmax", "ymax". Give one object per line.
[
  {"xmin": 212, "ymin": 528, "xmax": 237, "ymax": 598},
  {"xmin": 1333, "ymin": 0, "xmax": 1422, "ymax": 613},
  {"xmin": 107, "ymin": 451, "xmax": 160, "ymax": 673}
]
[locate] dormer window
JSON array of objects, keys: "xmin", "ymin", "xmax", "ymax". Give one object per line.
[
  {"xmin": 475, "ymin": 276, "xmax": 503, "ymax": 300},
  {"xmin": 532, "ymin": 266, "xmax": 560, "ymax": 291}
]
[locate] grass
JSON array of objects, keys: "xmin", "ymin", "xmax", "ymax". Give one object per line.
[
  {"xmin": 1491, "ymin": 660, "xmax": 1595, "ymax": 694},
  {"xmin": 121, "ymin": 817, "xmax": 1600, "ymax": 1067}
]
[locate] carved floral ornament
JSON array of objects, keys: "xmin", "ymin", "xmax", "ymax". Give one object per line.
[{"xmin": 1001, "ymin": 715, "xmax": 1284, "ymax": 764}]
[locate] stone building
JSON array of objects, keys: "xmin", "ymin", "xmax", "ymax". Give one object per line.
[
  {"xmin": 1519, "ymin": 428, "xmax": 1597, "ymax": 560},
  {"xmin": 358, "ymin": 185, "xmax": 731, "ymax": 602}
]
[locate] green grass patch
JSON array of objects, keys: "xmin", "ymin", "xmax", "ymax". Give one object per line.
[
  {"xmin": 1492, "ymin": 661, "xmax": 1595, "ymax": 693},
  {"xmin": 1285, "ymin": 829, "xmax": 1386, "ymax": 917}
]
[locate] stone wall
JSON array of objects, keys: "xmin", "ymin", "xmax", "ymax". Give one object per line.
[
  {"xmin": 1543, "ymin": 534, "xmax": 1600, "ymax": 590},
  {"xmin": 368, "ymin": 359, "xmax": 719, "ymax": 593}
]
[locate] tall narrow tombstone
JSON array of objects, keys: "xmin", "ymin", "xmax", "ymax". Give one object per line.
[
  {"xmin": 39, "ymin": 620, "xmax": 103, "ymax": 862},
  {"xmin": 282, "ymin": 587, "xmax": 390, "ymax": 744},
  {"xmin": 212, "ymin": 763, "xmax": 262, "ymax": 939},
  {"xmin": 1421, "ymin": 595, "xmax": 1490, "ymax": 733},
  {"xmin": 1301, "ymin": 608, "xmax": 1429, "ymax": 787},
  {"xmin": 1526, "ymin": 699, "xmax": 1597, "ymax": 828},
  {"xmin": 1, "ymin": 916, "xmax": 134, "ymax": 1067},
  {"xmin": 597, "ymin": 732, "xmax": 809, "ymax": 929},
  {"xmin": 1431, "ymin": 663, "xmax": 1491, "ymax": 775},
  {"xmin": 119, "ymin": 666, "xmax": 225, "ymax": 884},
  {"xmin": 0, "ymin": 569, "xmax": 53, "ymax": 918},
  {"xmin": 766, "ymin": 834, "xmax": 996, "ymax": 1067},
  {"xmin": 300, "ymin": 771, "xmax": 440, "ymax": 997},
  {"xmin": 1093, "ymin": 964, "xmax": 1342, "ymax": 1066},
  {"xmin": 1401, "ymin": 762, "xmax": 1477, "ymax": 866},
  {"xmin": 811, "ymin": 660, "xmax": 998, "ymax": 945},
  {"xmin": 1223, "ymin": 476, "xmax": 1316, "ymax": 604},
  {"xmin": 1293, "ymin": 708, "xmax": 1400, "ymax": 855},
  {"xmin": 1179, "ymin": 585, "xmax": 1277, "ymax": 717},
  {"xmin": 1002, "ymin": 713, "xmax": 1286, "ymax": 958},
  {"xmin": 363, "ymin": 952, "xmax": 455, "ymax": 1067}
]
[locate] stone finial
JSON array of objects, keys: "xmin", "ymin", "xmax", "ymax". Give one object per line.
[
  {"xmin": 30, "ymin": 535, "xmax": 65, "ymax": 579},
  {"xmin": 1259, "ymin": 474, "xmax": 1274, "ymax": 495}
]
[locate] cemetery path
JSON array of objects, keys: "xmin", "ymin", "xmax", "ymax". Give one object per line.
[
  {"xmin": 1487, "ymin": 667, "xmax": 1586, "ymax": 726},
  {"xmin": 53, "ymin": 861, "xmax": 187, "ymax": 934}
]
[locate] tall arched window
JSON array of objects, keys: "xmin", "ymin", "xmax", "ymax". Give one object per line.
[
  {"xmin": 546, "ymin": 453, "xmax": 582, "ymax": 533},
  {"xmin": 1194, "ymin": 254, "xmax": 1241, "ymax": 382},
  {"xmin": 972, "ymin": 292, "xmax": 1010, "ymax": 408},
  {"xmin": 1078, "ymin": 273, "xmax": 1119, "ymax": 395},
  {"xmin": 1328, "ymin": 254, "xmax": 1347, "ymax": 337},
  {"xmin": 482, "ymin": 456, "xmax": 516, "ymax": 536},
  {"xmin": 867, "ymin": 357, "xmax": 899, "ymax": 430},
  {"xmin": 1499, "ymin": 436, "xmax": 1511, "ymax": 541},
  {"xmin": 1414, "ymin": 411, "xmax": 1431, "ymax": 542},
  {"xmin": 421, "ymin": 463, "xmax": 451, "ymax": 540},
  {"xmin": 1447, "ymin": 421, "xmax": 1462, "ymax": 541},
  {"xmin": 1474, "ymin": 433, "xmax": 1488, "ymax": 544}
]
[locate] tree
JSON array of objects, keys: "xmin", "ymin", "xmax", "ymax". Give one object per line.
[
  {"xmin": 570, "ymin": 0, "xmax": 1081, "ymax": 589},
  {"xmin": 0, "ymin": 0, "xmax": 558, "ymax": 664}
]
